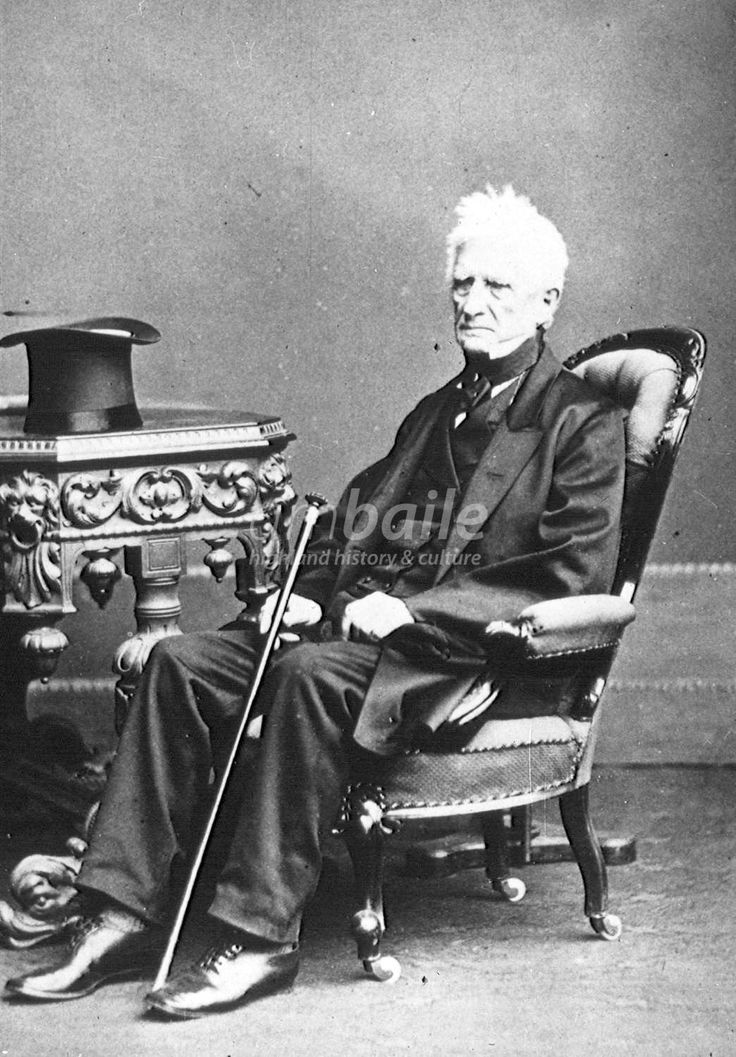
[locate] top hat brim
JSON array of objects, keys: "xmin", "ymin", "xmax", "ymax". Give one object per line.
[{"xmin": 0, "ymin": 316, "xmax": 161, "ymax": 348}]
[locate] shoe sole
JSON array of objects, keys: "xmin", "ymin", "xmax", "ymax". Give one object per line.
[
  {"xmin": 145, "ymin": 966, "xmax": 299, "ymax": 1020},
  {"xmin": 5, "ymin": 963, "xmax": 158, "ymax": 1002}
]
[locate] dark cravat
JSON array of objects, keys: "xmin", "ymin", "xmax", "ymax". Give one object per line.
[
  {"xmin": 451, "ymin": 331, "xmax": 542, "ymax": 479},
  {"xmin": 450, "ymin": 376, "xmax": 519, "ymax": 486}
]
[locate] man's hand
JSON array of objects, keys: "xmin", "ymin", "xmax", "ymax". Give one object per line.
[
  {"xmin": 258, "ymin": 592, "xmax": 323, "ymax": 638},
  {"xmin": 340, "ymin": 592, "xmax": 414, "ymax": 642}
]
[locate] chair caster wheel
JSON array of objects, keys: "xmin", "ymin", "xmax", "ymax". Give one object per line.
[
  {"xmin": 363, "ymin": 955, "xmax": 402, "ymax": 983},
  {"xmin": 492, "ymin": 876, "xmax": 527, "ymax": 903},
  {"xmin": 589, "ymin": 913, "xmax": 622, "ymax": 941}
]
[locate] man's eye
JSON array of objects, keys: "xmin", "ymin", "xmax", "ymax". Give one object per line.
[{"xmin": 453, "ymin": 279, "xmax": 472, "ymax": 294}]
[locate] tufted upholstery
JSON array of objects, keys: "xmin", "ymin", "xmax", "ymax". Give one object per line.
[
  {"xmin": 571, "ymin": 348, "xmax": 679, "ymax": 467},
  {"xmin": 488, "ymin": 594, "xmax": 636, "ymax": 659},
  {"xmin": 368, "ymin": 716, "xmax": 590, "ymax": 811}
]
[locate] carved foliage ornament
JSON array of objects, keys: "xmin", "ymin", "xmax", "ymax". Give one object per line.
[
  {"xmin": 121, "ymin": 466, "xmax": 201, "ymax": 525},
  {"xmin": 60, "ymin": 455, "xmax": 294, "ymax": 531},
  {"xmin": 0, "ymin": 470, "xmax": 62, "ymax": 608},
  {"xmin": 197, "ymin": 461, "xmax": 258, "ymax": 517},
  {"xmin": 61, "ymin": 471, "xmax": 123, "ymax": 528},
  {"xmin": 0, "ymin": 852, "xmax": 83, "ymax": 949},
  {"xmin": 62, "ymin": 467, "xmax": 203, "ymax": 528},
  {"xmin": 258, "ymin": 453, "xmax": 295, "ymax": 511},
  {"xmin": 260, "ymin": 519, "xmax": 288, "ymax": 575}
]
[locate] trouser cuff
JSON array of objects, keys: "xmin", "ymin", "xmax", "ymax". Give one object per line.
[{"xmin": 208, "ymin": 888, "xmax": 301, "ymax": 946}]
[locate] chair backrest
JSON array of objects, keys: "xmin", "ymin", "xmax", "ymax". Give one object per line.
[{"xmin": 564, "ymin": 327, "xmax": 706, "ymax": 604}]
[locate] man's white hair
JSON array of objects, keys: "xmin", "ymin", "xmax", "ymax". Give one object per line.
[{"xmin": 446, "ymin": 184, "xmax": 569, "ymax": 293}]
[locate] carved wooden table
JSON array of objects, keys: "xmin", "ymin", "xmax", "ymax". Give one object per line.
[{"xmin": 0, "ymin": 404, "xmax": 295, "ymax": 812}]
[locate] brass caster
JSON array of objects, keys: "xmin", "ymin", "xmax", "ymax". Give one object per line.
[
  {"xmin": 491, "ymin": 876, "xmax": 527, "ymax": 903},
  {"xmin": 589, "ymin": 913, "xmax": 622, "ymax": 941},
  {"xmin": 351, "ymin": 909, "xmax": 383, "ymax": 962},
  {"xmin": 363, "ymin": 956, "xmax": 402, "ymax": 983}
]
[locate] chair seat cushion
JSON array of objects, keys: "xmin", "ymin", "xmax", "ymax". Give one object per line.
[{"xmin": 369, "ymin": 716, "xmax": 590, "ymax": 811}]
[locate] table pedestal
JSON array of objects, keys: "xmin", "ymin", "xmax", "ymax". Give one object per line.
[{"xmin": 0, "ymin": 405, "xmax": 295, "ymax": 813}]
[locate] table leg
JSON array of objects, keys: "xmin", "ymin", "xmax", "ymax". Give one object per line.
[{"xmin": 113, "ymin": 536, "xmax": 185, "ymax": 732}]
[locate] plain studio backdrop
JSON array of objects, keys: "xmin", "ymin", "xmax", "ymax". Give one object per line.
[
  {"xmin": 0, "ymin": 15, "xmax": 735, "ymax": 1057},
  {"xmin": 0, "ymin": 0, "xmax": 734, "ymax": 561}
]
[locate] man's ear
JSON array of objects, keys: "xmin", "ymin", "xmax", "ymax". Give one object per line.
[{"xmin": 539, "ymin": 287, "xmax": 560, "ymax": 328}]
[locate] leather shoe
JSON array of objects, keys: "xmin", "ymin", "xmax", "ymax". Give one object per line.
[
  {"xmin": 145, "ymin": 934, "xmax": 299, "ymax": 1019},
  {"xmin": 5, "ymin": 915, "xmax": 162, "ymax": 1001}
]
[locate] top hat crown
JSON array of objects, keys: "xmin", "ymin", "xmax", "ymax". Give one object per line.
[{"xmin": 0, "ymin": 316, "xmax": 160, "ymax": 435}]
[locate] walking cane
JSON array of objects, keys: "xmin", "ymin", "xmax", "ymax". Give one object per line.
[{"xmin": 151, "ymin": 492, "xmax": 328, "ymax": 991}]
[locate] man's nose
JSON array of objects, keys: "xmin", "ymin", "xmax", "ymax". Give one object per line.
[{"xmin": 460, "ymin": 278, "xmax": 487, "ymax": 317}]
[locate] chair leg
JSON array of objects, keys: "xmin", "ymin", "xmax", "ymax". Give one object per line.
[
  {"xmin": 481, "ymin": 812, "xmax": 527, "ymax": 903},
  {"xmin": 339, "ymin": 786, "xmax": 402, "ymax": 982},
  {"xmin": 559, "ymin": 785, "xmax": 622, "ymax": 940}
]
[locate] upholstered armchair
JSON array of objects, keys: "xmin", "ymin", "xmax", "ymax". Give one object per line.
[{"xmin": 338, "ymin": 326, "xmax": 706, "ymax": 982}]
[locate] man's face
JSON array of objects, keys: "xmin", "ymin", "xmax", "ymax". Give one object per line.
[{"xmin": 452, "ymin": 238, "xmax": 559, "ymax": 359}]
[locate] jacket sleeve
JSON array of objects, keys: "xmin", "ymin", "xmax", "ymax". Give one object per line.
[{"xmin": 400, "ymin": 402, "xmax": 626, "ymax": 654}]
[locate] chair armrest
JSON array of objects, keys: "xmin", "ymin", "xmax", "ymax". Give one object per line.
[{"xmin": 485, "ymin": 594, "xmax": 636, "ymax": 660}]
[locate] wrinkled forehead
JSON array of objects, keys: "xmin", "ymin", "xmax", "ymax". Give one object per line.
[{"xmin": 452, "ymin": 234, "xmax": 543, "ymax": 291}]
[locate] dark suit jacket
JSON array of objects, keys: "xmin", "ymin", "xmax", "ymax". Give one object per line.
[{"xmin": 297, "ymin": 342, "xmax": 626, "ymax": 755}]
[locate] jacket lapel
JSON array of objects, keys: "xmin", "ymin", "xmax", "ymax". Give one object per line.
[
  {"xmin": 337, "ymin": 383, "xmax": 460, "ymax": 570},
  {"xmin": 435, "ymin": 343, "xmax": 563, "ymax": 584}
]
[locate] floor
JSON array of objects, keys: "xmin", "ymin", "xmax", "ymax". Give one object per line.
[{"xmin": 0, "ymin": 766, "xmax": 733, "ymax": 1057}]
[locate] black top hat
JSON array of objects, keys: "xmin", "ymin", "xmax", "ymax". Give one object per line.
[{"xmin": 0, "ymin": 317, "xmax": 160, "ymax": 434}]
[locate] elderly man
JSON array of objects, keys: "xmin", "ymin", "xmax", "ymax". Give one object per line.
[{"xmin": 5, "ymin": 185, "xmax": 625, "ymax": 1017}]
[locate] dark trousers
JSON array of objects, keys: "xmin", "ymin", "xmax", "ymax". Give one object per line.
[{"xmin": 77, "ymin": 629, "xmax": 382, "ymax": 944}]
